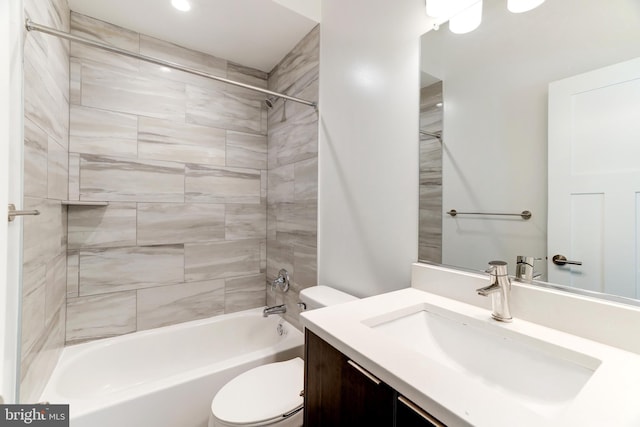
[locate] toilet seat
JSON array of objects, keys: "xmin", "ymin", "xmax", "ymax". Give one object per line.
[{"xmin": 211, "ymin": 358, "xmax": 304, "ymax": 426}]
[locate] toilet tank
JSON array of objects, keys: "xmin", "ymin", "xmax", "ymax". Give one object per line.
[{"xmin": 299, "ymin": 286, "xmax": 357, "ymax": 310}]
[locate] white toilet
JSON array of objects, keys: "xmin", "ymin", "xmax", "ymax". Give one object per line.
[{"xmin": 209, "ymin": 286, "xmax": 357, "ymax": 427}]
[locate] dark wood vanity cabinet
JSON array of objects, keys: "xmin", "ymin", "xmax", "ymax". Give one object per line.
[{"xmin": 304, "ymin": 329, "xmax": 446, "ymax": 427}]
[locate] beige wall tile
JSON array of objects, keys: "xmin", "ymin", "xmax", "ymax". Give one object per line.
[
  {"xmin": 137, "ymin": 279, "xmax": 225, "ymax": 330},
  {"xmin": 79, "ymin": 245, "xmax": 184, "ymax": 295},
  {"xmin": 24, "ymin": 118, "xmax": 48, "ymax": 198},
  {"xmin": 81, "ymin": 63, "xmax": 186, "ymax": 121},
  {"xmin": 70, "ymin": 105, "xmax": 138, "ymax": 157},
  {"xmin": 47, "ymin": 138, "xmax": 69, "ymax": 200},
  {"xmin": 67, "ymin": 252, "xmax": 79, "ymax": 298},
  {"xmin": 138, "ymin": 117, "xmax": 226, "ymax": 166},
  {"xmin": 185, "ymin": 240, "xmax": 261, "ymax": 282},
  {"xmin": 137, "ymin": 203, "xmax": 225, "ymax": 245},
  {"xmin": 185, "ymin": 164, "xmax": 260, "ymax": 204},
  {"xmin": 68, "ymin": 203, "xmax": 137, "ymax": 249},
  {"xmin": 80, "ymin": 154, "xmax": 185, "ymax": 202},
  {"xmin": 66, "ymin": 292, "xmax": 137, "ymax": 344},
  {"xmin": 225, "ymin": 203, "xmax": 266, "ymax": 241},
  {"xmin": 225, "ymin": 274, "xmax": 266, "ymax": 313},
  {"xmin": 226, "ymin": 131, "xmax": 267, "ymax": 169}
]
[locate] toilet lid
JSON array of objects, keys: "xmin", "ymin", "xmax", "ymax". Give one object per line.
[{"xmin": 211, "ymin": 358, "xmax": 304, "ymax": 426}]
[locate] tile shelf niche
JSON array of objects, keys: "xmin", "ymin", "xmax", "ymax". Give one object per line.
[{"xmin": 62, "ymin": 201, "xmax": 109, "ymax": 206}]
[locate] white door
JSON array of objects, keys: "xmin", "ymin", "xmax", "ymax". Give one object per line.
[
  {"xmin": 0, "ymin": 0, "xmax": 24, "ymax": 404},
  {"xmin": 548, "ymin": 56, "xmax": 640, "ymax": 299}
]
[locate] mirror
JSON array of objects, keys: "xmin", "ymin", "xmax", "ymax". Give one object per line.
[{"xmin": 418, "ymin": 0, "xmax": 640, "ymax": 303}]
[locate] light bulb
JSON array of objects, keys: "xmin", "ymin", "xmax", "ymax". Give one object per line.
[
  {"xmin": 426, "ymin": 0, "xmax": 447, "ymax": 18},
  {"xmin": 171, "ymin": 0, "xmax": 191, "ymax": 12},
  {"xmin": 449, "ymin": 0, "xmax": 482, "ymax": 34},
  {"xmin": 507, "ymin": 0, "xmax": 545, "ymax": 13}
]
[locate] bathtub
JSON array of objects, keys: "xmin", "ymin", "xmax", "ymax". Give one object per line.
[{"xmin": 40, "ymin": 308, "xmax": 304, "ymax": 427}]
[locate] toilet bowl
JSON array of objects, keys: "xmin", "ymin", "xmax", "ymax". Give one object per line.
[{"xmin": 209, "ymin": 286, "xmax": 357, "ymax": 427}]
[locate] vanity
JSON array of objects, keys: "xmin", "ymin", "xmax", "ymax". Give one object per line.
[{"xmin": 301, "ymin": 263, "xmax": 640, "ymax": 426}]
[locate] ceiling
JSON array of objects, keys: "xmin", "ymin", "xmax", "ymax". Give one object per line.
[{"xmin": 67, "ymin": 0, "xmax": 320, "ymax": 73}]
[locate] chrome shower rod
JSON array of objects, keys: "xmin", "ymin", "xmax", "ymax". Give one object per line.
[{"xmin": 25, "ymin": 19, "xmax": 317, "ymax": 109}]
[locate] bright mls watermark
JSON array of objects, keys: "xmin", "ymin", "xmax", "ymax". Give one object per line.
[{"xmin": 0, "ymin": 405, "xmax": 69, "ymax": 426}]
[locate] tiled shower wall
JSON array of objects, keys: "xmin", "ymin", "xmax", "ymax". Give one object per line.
[
  {"xmin": 418, "ymin": 81, "xmax": 443, "ymax": 263},
  {"xmin": 21, "ymin": 0, "xmax": 70, "ymax": 402},
  {"xmin": 65, "ymin": 13, "xmax": 270, "ymax": 343},
  {"xmin": 266, "ymin": 27, "xmax": 319, "ymax": 329}
]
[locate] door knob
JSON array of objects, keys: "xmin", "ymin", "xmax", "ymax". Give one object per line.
[{"xmin": 552, "ymin": 254, "xmax": 582, "ymax": 266}]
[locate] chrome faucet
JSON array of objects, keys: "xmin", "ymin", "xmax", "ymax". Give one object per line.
[
  {"xmin": 263, "ymin": 304, "xmax": 287, "ymax": 317},
  {"xmin": 476, "ymin": 260, "xmax": 512, "ymax": 322},
  {"xmin": 272, "ymin": 269, "xmax": 290, "ymax": 292}
]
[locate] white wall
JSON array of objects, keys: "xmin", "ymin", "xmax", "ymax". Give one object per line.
[
  {"xmin": 421, "ymin": 0, "xmax": 640, "ymax": 274},
  {"xmin": 0, "ymin": 0, "xmax": 24, "ymax": 404},
  {"xmin": 318, "ymin": 0, "xmax": 425, "ymax": 297}
]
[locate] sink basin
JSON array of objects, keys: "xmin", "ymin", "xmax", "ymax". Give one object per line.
[{"xmin": 364, "ymin": 303, "xmax": 601, "ymax": 417}]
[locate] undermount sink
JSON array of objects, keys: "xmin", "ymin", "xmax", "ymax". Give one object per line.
[{"xmin": 363, "ymin": 303, "xmax": 601, "ymax": 417}]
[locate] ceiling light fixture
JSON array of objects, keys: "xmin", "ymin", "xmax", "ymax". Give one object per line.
[
  {"xmin": 449, "ymin": 1, "xmax": 483, "ymax": 34},
  {"xmin": 171, "ymin": 0, "xmax": 191, "ymax": 12},
  {"xmin": 426, "ymin": 0, "xmax": 545, "ymax": 34},
  {"xmin": 507, "ymin": 0, "xmax": 545, "ymax": 13}
]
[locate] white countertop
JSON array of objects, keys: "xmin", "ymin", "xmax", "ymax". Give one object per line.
[{"xmin": 300, "ymin": 288, "xmax": 640, "ymax": 427}]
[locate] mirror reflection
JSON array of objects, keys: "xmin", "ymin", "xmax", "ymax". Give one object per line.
[{"xmin": 419, "ymin": 0, "xmax": 640, "ymax": 302}]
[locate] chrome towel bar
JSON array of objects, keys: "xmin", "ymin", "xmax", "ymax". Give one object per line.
[{"xmin": 447, "ymin": 209, "xmax": 532, "ymax": 220}]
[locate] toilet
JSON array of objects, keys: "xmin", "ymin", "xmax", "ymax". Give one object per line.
[{"xmin": 209, "ymin": 286, "xmax": 357, "ymax": 427}]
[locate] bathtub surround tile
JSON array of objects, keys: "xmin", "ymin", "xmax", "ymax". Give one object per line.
[
  {"xmin": 24, "ymin": 118, "xmax": 49, "ymax": 198},
  {"xmin": 139, "ymin": 35, "xmax": 227, "ymax": 87},
  {"xmin": 185, "ymin": 82, "xmax": 263, "ymax": 134},
  {"xmin": 225, "ymin": 203, "xmax": 267, "ymax": 241},
  {"xmin": 268, "ymin": 101, "xmax": 318, "ymax": 167},
  {"xmin": 266, "ymin": 239, "xmax": 294, "ymax": 284},
  {"xmin": 225, "ymin": 274, "xmax": 266, "ymax": 313},
  {"xmin": 79, "ymin": 245, "xmax": 185, "ymax": 295},
  {"xmin": 81, "ymin": 63, "xmax": 186, "ymax": 121},
  {"xmin": 137, "ymin": 203, "xmax": 225, "ymax": 245},
  {"xmin": 67, "ymin": 252, "xmax": 80, "ymax": 298},
  {"xmin": 137, "ymin": 279, "xmax": 225, "ymax": 330},
  {"xmin": 268, "ymin": 26, "xmax": 319, "ymax": 100},
  {"xmin": 185, "ymin": 240, "xmax": 261, "ymax": 282},
  {"xmin": 68, "ymin": 153, "xmax": 80, "ymax": 201},
  {"xmin": 79, "ymin": 154, "xmax": 185, "ymax": 202},
  {"xmin": 185, "ymin": 164, "xmax": 261, "ymax": 204},
  {"xmin": 68, "ymin": 203, "xmax": 137, "ymax": 249},
  {"xmin": 23, "ymin": 37, "xmax": 69, "ymax": 149},
  {"xmin": 21, "ymin": 277, "xmax": 46, "ymax": 357},
  {"xmin": 267, "ymin": 25, "xmax": 319, "ymax": 329},
  {"xmin": 226, "ymin": 131, "xmax": 267, "ymax": 169},
  {"xmin": 294, "ymin": 157, "xmax": 318, "ymax": 201},
  {"xmin": 47, "ymin": 138, "xmax": 69, "ymax": 200},
  {"xmin": 227, "ymin": 62, "xmax": 268, "ymax": 89},
  {"xmin": 20, "ymin": 305, "xmax": 65, "ymax": 403},
  {"xmin": 45, "ymin": 251, "xmax": 67, "ymax": 325},
  {"xmin": 21, "ymin": 0, "xmax": 70, "ymax": 403},
  {"xmin": 22, "ymin": 198, "xmax": 65, "ymax": 275},
  {"xmin": 66, "ymin": 292, "xmax": 137, "ymax": 344},
  {"xmin": 70, "ymin": 12, "xmax": 140, "ymax": 71},
  {"xmin": 267, "ymin": 165, "xmax": 295, "ymax": 204},
  {"xmin": 70, "ymin": 58, "xmax": 82, "ymax": 105},
  {"xmin": 137, "ymin": 117, "xmax": 226, "ymax": 166},
  {"xmin": 70, "ymin": 105, "xmax": 138, "ymax": 157}
]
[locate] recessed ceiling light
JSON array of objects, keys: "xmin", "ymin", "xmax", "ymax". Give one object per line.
[{"xmin": 171, "ymin": 0, "xmax": 191, "ymax": 12}]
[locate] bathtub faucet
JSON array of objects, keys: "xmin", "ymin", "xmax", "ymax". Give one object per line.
[{"xmin": 263, "ymin": 304, "xmax": 287, "ymax": 317}]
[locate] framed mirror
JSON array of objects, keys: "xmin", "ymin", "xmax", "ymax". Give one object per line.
[{"xmin": 419, "ymin": 0, "xmax": 640, "ymax": 304}]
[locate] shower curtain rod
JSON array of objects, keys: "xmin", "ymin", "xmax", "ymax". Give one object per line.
[{"xmin": 25, "ymin": 19, "xmax": 317, "ymax": 109}]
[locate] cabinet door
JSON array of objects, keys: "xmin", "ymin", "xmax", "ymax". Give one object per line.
[
  {"xmin": 396, "ymin": 395, "xmax": 446, "ymax": 427},
  {"xmin": 304, "ymin": 329, "xmax": 395, "ymax": 427}
]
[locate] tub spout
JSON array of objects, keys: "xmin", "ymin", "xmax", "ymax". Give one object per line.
[{"xmin": 263, "ymin": 304, "xmax": 287, "ymax": 317}]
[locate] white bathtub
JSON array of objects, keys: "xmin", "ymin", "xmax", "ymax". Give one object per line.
[{"xmin": 40, "ymin": 308, "xmax": 304, "ymax": 427}]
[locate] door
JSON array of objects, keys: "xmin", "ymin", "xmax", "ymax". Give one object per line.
[
  {"xmin": 0, "ymin": 0, "xmax": 24, "ymax": 404},
  {"xmin": 548, "ymin": 57, "xmax": 640, "ymax": 298}
]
